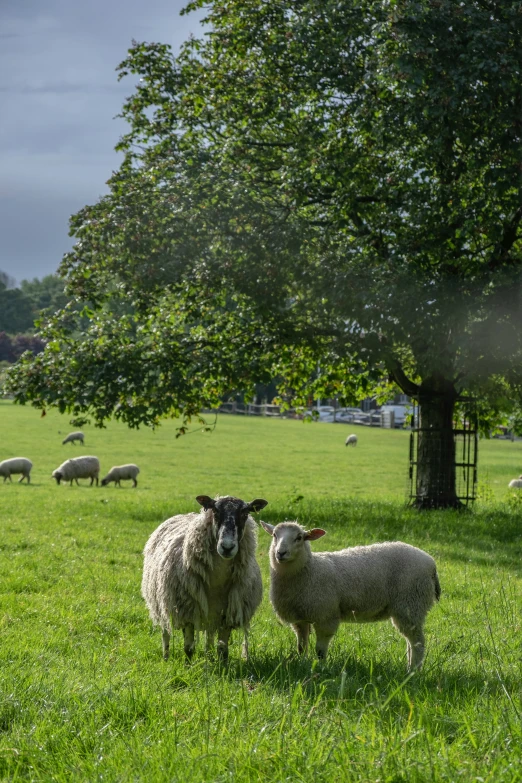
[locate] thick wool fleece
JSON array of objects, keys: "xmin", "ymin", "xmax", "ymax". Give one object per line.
[{"xmin": 142, "ymin": 510, "xmax": 262, "ymax": 633}]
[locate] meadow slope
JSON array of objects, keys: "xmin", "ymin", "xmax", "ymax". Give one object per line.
[{"xmin": 0, "ymin": 401, "xmax": 521, "ymax": 782}]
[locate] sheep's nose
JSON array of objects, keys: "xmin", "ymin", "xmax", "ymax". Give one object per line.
[
  {"xmin": 276, "ymin": 550, "xmax": 288, "ymax": 561},
  {"xmin": 221, "ymin": 543, "xmax": 235, "ymax": 556}
]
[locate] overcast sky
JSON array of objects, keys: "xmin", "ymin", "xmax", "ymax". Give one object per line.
[{"xmin": 0, "ymin": 0, "xmax": 205, "ymax": 284}]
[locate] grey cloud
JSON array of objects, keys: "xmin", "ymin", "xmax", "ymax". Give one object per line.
[{"xmin": 0, "ymin": 0, "xmax": 204, "ymax": 282}]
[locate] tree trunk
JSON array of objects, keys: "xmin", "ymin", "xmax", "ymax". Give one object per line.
[{"xmin": 414, "ymin": 374, "xmax": 461, "ymax": 509}]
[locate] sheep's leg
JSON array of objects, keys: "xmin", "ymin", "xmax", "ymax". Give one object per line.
[
  {"xmin": 7, "ymin": 475, "xmax": 12, "ymax": 483},
  {"xmin": 314, "ymin": 621, "xmax": 339, "ymax": 660},
  {"xmin": 133, "ymin": 478, "xmax": 138, "ymax": 487},
  {"xmin": 217, "ymin": 627, "xmax": 231, "ymax": 663},
  {"xmin": 292, "ymin": 622, "xmax": 311, "ymax": 654},
  {"xmin": 241, "ymin": 628, "xmax": 251, "ymax": 660},
  {"xmin": 183, "ymin": 624, "xmax": 196, "ymax": 661},
  {"xmin": 205, "ymin": 631, "xmax": 215, "ymax": 655},
  {"xmin": 391, "ymin": 616, "xmax": 426, "ymax": 671},
  {"xmin": 162, "ymin": 628, "xmax": 171, "ymax": 661}
]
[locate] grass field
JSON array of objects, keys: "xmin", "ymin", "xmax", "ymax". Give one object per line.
[{"xmin": 0, "ymin": 401, "xmax": 521, "ymax": 782}]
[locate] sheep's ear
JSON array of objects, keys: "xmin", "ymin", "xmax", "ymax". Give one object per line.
[
  {"xmin": 305, "ymin": 528, "xmax": 326, "ymax": 540},
  {"xmin": 196, "ymin": 495, "xmax": 215, "ymax": 510},
  {"xmin": 259, "ymin": 520, "xmax": 275, "ymax": 536},
  {"xmin": 247, "ymin": 498, "xmax": 268, "ymax": 513}
]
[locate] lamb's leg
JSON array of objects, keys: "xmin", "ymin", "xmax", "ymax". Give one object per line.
[
  {"xmin": 391, "ymin": 616, "xmax": 426, "ymax": 671},
  {"xmin": 313, "ymin": 620, "xmax": 339, "ymax": 660},
  {"xmin": 217, "ymin": 627, "xmax": 231, "ymax": 663},
  {"xmin": 183, "ymin": 624, "xmax": 196, "ymax": 661},
  {"xmin": 292, "ymin": 622, "xmax": 311, "ymax": 654},
  {"xmin": 162, "ymin": 628, "xmax": 171, "ymax": 661}
]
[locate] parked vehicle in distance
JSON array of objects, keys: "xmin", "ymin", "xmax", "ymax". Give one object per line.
[
  {"xmin": 335, "ymin": 407, "xmax": 365, "ymax": 422},
  {"xmin": 380, "ymin": 404, "xmax": 413, "ymax": 427}
]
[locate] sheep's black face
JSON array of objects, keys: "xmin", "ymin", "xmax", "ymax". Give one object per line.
[
  {"xmin": 196, "ymin": 495, "xmax": 268, "ymax": 560},
  {"xmin": 53, "ymin": 471, "xmax": 63, "ymax": 485}
]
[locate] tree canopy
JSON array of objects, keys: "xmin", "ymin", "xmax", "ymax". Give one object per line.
[{"xmin": 7, "ymin": 0, "xmax": 522, "ymax": 455}]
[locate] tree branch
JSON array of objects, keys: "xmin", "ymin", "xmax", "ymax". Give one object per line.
[{"xmin": 387, "ymin": 359, "xmax": 421, "ymax": 397}]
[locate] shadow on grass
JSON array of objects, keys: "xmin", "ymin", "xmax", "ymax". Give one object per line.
[{"xmin": 219, "ymin": 649, "xmax": 521, "ymax": 709}]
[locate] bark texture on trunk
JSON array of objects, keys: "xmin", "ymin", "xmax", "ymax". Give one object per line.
[{"xmin": 414, "ymin": 374, "xmax": 461, "ymax": 509}]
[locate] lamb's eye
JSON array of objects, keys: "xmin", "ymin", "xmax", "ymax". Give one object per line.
[{"xmin": 295, "ymin": 535, "xmax": 302, "ymax": 541}]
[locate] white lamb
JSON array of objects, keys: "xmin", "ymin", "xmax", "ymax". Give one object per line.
[
  {"xmin": 345, "ymin": 434, "xmax": 358, "ymax": 447},
  {"xmin": 142, "ymin": 494, "xmax": 267, "ymax": 662},
  {"xmin": 508, "ymin": 476, "xmax": 522, "ymax": 489},
  {"xmin": 52, "ymin": 456, "xmax": 100, "ymax": 486},
  {"xmin": 62, "ymin": 431, "xmax": 85, "ymax": 446},
  {"xmin": 260, "ymin": 521, "xmax": 440, "ymax": 671},
  {"xmin": 0, "ymin": 457, "xmax": 33, "ymax": 484},
  {"xmin": 101, "ymin": 464, "xmax": 140, "ymax": 487}
]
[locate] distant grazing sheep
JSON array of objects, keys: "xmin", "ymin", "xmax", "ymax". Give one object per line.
[
  {"xmin": 52, "ymin": 456, "xmax": 100, "ymax": 486},
  {"xmin": 62, "ymin": 431, "xmax": 84, "ymax": 446},
  {"xmin": 261, "ymin": 521, "xmax": 440, "ymax": 671},
  {"xmin": 101, "ymin": 464, "xmax": 140, "ymax": 487},
  {"xmin": 142, "ymin": 494, "xmax": 268, "ymax": 662},
  {"xmin": 345, "ymin": 434, "xmax": 358, "ymax": 447},
  {"xmin": 0, "ymin": 457, "xmax": 32, "ymax": 484},
  {"xmin": 508, "ymin": 476, "xmax": 522, "ymax": 489}
]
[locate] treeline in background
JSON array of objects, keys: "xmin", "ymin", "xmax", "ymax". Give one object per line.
[{"xmin": 0, "ymin": 270, "xmax": 66, "ymax": 363}]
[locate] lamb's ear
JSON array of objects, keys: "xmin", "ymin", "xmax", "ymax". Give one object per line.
[
  {"xmin": 196, "ymin": 495, "xmax": 215, "ymax": 511},
  {"xmin": 247, "ymin": 498, "xmax": 268, "ymax": 513},
  {"xmin": 305, "ymin": 528, "xmax": 326, "ymax": 541},
  {"xmin": 259, "ymin": 520, "xmax": 275, "ymax": 536}
]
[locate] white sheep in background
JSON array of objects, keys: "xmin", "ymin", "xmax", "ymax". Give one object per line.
[
  {"xmin": 508, "ymin": 475, "xmax": 522, "ymax": 489},
  {"xmin": 62, "ymin": 431, "xmax": 85, "ymax": 446},
  {"xmin": 260, "ymin": 521, "xmax": 440, "ymax": 671},
  {"xmin": 0, "ymin": 457, "xmax": 33, "ymax": 484},
  {"xmin": 52, "ymin": 456, "xmax": 100, "ymax": 486},
  {"xmin": 101, "ymin": 464, "xmax": 140, "ymax": 487},
  {"xmin": 345, "ymin": 434, "xmax": 358, "ymax": 447},
  {"xmin": 142, "ymin": 494, "xmax": 268, "ymax": 662}
]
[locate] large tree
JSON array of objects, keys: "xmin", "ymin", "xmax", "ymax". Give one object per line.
[{"xmin": 7, "ymin": 0, "xmax": 522, "ymax": 506}]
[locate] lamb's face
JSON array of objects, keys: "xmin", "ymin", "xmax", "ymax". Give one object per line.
[
  {"xmin": 196, "ymin": 495, "xmax": 268, "ymax": 560},
  {"xmin": 271, "ymin": 522, "xmax": 307, "ymax": 563},
  {"xmin": 260, "ymin": 521, "xmax": 326, "ymax": 564},
  {"xmin": 52, "ymin": 470, "xmax": 63, "ymax": 485}
]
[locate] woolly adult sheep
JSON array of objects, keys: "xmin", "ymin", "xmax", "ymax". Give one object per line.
[
  {"xmin": 0, "ymin": 457, "xmax": 32, "ymax": 484},
  {"xmin": 508, "ymin": 476, "xmax": 522, "ymax": 489},
  {"xmin": 62, "ymin": 431, "xmax": 85, "ymax": 446},
  {"xmin": 101, "ymin": 464, "xmax": 140, "ymax": 487},
  {"xmin": 345, "ymin": 434, "xmax": 358, "ymax": 447},
  {"xmin": 260, "ymin": 521, "xmax": 440, "ymax": 671},
  {"xmin": 142, "ymin": 494, "xmax": 268, "ymax": 662},
  {"xmin": 52, "ymin": 456, "xmax": 100, "ymax": 486}
]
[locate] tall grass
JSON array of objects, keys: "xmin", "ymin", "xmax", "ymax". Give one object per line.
[{"xmin": 0, "ymin": 402, "xmax": 521, "ymax": 781}]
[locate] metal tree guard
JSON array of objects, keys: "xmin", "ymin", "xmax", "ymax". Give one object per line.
[{"xmin": 408, "ymin": 397, "xmax": 478, "ymax": 507}]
